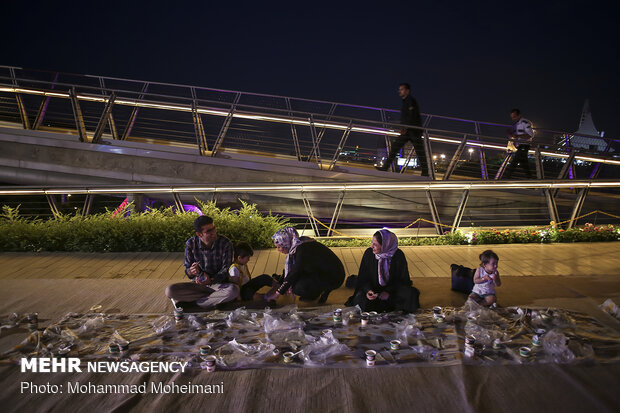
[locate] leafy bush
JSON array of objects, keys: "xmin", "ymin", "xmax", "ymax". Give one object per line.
[
  {"xmin": 318, "ymin": 224, "xmax": 618, "ymax": 247},
  {"xmin": 0, "ymin": 202, "xmax": 288, "ymax": 252}
]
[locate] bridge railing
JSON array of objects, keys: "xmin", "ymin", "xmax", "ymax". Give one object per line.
[
  {"xmin": 0, "ymin": 65, "xmax": 617, "ymax": 183},
  {"xmin": 1, "ymin": 180, "xmax": 618, "ymax": 236}
]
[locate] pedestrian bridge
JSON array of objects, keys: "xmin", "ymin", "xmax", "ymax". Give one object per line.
[{"xmin": 0, "ymin": 65, "xmax": 618, "ymax": 234}]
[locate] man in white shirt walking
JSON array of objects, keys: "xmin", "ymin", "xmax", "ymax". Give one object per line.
[{"xmin": 505, "ymin": 108, "xmax": 534, "ymax": 179}]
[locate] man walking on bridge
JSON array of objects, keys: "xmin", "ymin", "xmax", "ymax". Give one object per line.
[
  {"xmin": 375, "ymin": 83, "xmax": 429, "ymax": 176},
  {"xmin": 505, "ymin": 108, "xmax": 534, "ymax": 179}
]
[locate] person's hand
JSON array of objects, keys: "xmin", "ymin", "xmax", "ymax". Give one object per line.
[
  {"xmin": 287, "ymin": 287, "xmax": 293, "ymax": 295},
  {"xmin": 266, "ymin": 291, "xmax": 280, "ymax": 302},
  {"xmin": 195, "ymin": 273, "xmax": 211, "ymax": 285},
  {"xmin": 188, "ymin": 262, "xmax": 200, "ymax": 276},
  {"xmin": 378, "ymin": 292, "xmax": 389, "ymax": 301},
  {"xmin": 366, "ymin": 290, "xmax": 378, "ymax": 301}
]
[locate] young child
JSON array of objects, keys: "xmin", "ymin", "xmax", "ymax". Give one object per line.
[
  {"xmin": 468, "ymin": 249, "xmax": 502, "ymax": 307},
  {"xmin": 229, "ymin": 242, "xmax": 280, "ymax": 302}
]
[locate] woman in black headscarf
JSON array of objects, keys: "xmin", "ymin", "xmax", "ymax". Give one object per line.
[{"xmin": 346, "ymin": 229, "xmax": 419, "ymax": 313}]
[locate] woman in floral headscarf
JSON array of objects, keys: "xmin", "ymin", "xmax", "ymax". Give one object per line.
[
  {"xmin": 267, "ymin": 227, "xmax": 345, "ymax": 303},
  {"xmin": 346, "ymin": 229, "xmax": 419, "ymax": 313}
]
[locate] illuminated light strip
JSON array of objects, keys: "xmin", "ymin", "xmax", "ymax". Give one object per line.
[
  {"xmin": 3, "ymin": 86, "xmax": 619, "ymax": 165},
  {"xmin": 2, "ymin": 180, "xmax": 620, "ymax": 195}
]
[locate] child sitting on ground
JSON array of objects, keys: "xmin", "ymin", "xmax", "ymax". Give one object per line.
[
  {"xmin": 229, "ymin": 242, "xmax": 280, "ymax": 302},
  {"xmin": 468, "ymin": 249, "xmax": 502, "ymax": 307}
]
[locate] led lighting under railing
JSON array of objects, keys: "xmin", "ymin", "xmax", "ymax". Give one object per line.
[{"xmin": 1, "ymin": 180, "xmax": 619, "ymax": 196}]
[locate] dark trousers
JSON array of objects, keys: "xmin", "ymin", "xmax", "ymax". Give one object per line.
[
  {"xmin": 385, "ymin": 130, "xmax": 428, "ymax": 174},
  {"xmin": 240, "ymin": 274, "xmax": 275, "ymax": 301},
  {"xmin": 506, "ymin": 144, "xmax": 532, "ymax": 178},
  {"xmin": 292, "ymin": 272, "xmax": 345, "ymax": 301},
  {"xmin": 351, "ymin": 286, "xmax": 420, "ymax": 313}
]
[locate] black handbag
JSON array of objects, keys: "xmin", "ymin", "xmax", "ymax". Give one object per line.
[{"xmin": 450, "ymin": 264, "xmax": 475, "ymax": 294}]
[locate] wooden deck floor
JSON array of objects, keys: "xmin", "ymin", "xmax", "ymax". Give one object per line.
[{"xmin": 1, "ymin": 242, "xmax": 618, "ymax": 280}]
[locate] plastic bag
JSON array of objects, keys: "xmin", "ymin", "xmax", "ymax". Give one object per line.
[
  {"xmin": 600, "ymin": 299, "xmax": 620, "ymax": 320},
  {"xmin": 215, "ymin": 338, "xmax": 276, "ymax": 368},
  {"xmin": 263, "ymin": 311, "xmax": 305, "ymax": 333},
  {"xmin": 152, "ymin": 316, "xmax": 175, "ymax": 335},
  {"xmin": 301, "ymin": 334, "xmax": 350, "ymax": 366}
]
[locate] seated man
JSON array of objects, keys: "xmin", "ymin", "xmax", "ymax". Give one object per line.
[{"xmin": 165, "ymin": 215, "xmax": 237, "ymax": 309}]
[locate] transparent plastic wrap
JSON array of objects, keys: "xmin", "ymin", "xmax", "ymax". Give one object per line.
[
  {"xmin": 225, "ymin": 307, "xmax": 260, "ymax": 329},
  {"xmin": 600, "ymin": 299, "xmax": 620, "ymax": 320},
  {"xmin": 214, "ymin": 338, "xmax": 276, "ymax": 369},
  {"xmin": 301, "ymin": 333, "xmax": 350, "ymax": 366},
  {"xmin": 395, "ymin": 314, "xmax": 422, "ymax": 345},
  {"xmin": 263, "ymin": 309, "xmax": 305, "ymax": 333},
  {"xmin": 152, "ymin": 315, "xmax": 176, "ymax": 335}
]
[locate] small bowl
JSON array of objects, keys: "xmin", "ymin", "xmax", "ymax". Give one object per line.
[{"xmin": 519, "ymin": 346, "xmax": 532, "ymax": 357}]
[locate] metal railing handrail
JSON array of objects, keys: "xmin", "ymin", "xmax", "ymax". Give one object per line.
[
  {"xmin": 1, "ymin": 65, "xmax": 612, "ymax": 143},
  {"xmin": 1, "ymin": 179, "xmax": 619, "ymax": 195}
]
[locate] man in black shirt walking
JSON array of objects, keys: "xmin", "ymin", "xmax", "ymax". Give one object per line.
[{"xmin": 375, "ymin": 83, "xmax": 428, "ymax": 176}]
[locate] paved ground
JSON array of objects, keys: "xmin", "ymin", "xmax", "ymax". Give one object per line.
[{"xmin": 1, "ymin": 242, "xmax": 619, "ymax": 412}]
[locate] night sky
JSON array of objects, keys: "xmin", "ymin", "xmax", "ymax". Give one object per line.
[{"xmin": 3, "ymin": 1, "xmax": 619, "ymax": 137}]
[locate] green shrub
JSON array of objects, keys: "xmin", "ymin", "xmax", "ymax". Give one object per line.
[{"xmin": 0, "ymin": 201, "xmax": 288, "ymax": 252}]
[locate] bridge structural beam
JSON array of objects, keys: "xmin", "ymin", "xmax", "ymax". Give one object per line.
[
  {"xmin": 443, "ymin": 136, "xmax": 468, "ymax": 180},
  {"xmin": 98, "ymin": 78, "xmax": 118, "ymax": 140},
  {"xmin": 399, "ymin": 145, "xmax": 416, "ymax": 174},
  {"xmin": 33, "ymin": 72, "xmax": 59, "ymax": 130},
  {"xmin": 308, "ymin": 114, "xmax": 323, "ymax": 167},
  {"xmin": 192, "ymin": 101, "xmax": 209, "ymax": 155},
  {"xmin": 423, "ymin": 130, "xmax": 436, "ymax": 180},
  {"xmin": 9, "ymin": 68, "xmax": 30, "ymax": 130},
  {"xmin": 121, "ymin": 82, "xmax": 149, "ymax": 141},
  {"xmin": 300, "ymin": 193, "xmax": 320, "ymax": 237},
  {"xmin": 327, "ymin": 191, "xmax": 346, "ymax": 237},
  {"xmin": 46, "ymin": 194, "xmax": 60, "ymax": 217},
  {"xmin": 494, "ymin": 152, "xmax": 513, "ymax": 180},
  {"xmin": 92, "ymin": 93, "xmax": 116, "ymax": 144},
  {"xmin": 534, "ymin": 146, "xmax": 545, "ymax": 179},
  {"xmin": 211, "ymin": 93, "xmax": 241, "ymax": 157},
  {"xmin": 567, "ymin": 188, "xmax": 589, "ymax": 229},
  {"xmin": 328, "ymin": 121, "xmax": 353, "ymax": 170},
  {"xmin": 451, "ymin": 189, "xmax": 470, "ymax": 232},
  {"xmin": 479, "ymin": 147, "xmax": 489, "ymax": 180},
  {"xmin": 172, "ymin": 192, "xmax": 185, "ymax": 213},
  {"xmin": 69, "ymin": 87, "xmax": 88, "ymax": 142},
  {"xmin": 425, "ymin": 190, "xmax": 443, "ymax": 235},
  {"xmin": 285, "ymin": 98, "xmax": 302, "ymax": 161},
  {"xmin": 81, "ymin": 194, "xmax": 94, "ymax": 217}
]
